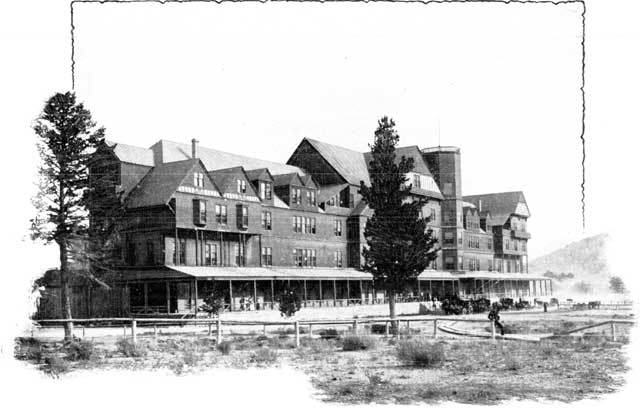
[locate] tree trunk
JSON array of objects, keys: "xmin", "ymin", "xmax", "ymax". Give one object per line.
[
  {"xmin": 388, "ymin": 292, "xmax": 396, "ymax": 319},
  {"xmin": 59, "ymin": 240, "xmax": 74, "ymax": 341}
]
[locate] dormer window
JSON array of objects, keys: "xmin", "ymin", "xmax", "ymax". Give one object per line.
[
  {"xmin": 237, "ymin": 179, "xmax": 246, "ymax": 194},
  {"xmin": 413, "ymin": 174, "xmax": 421, "ymax": 189},
  {"xmin": 306, "ymin": 190, "xmax": 316, "ymax": 206},
  {"xmin": 291, "ymin": 187, "xmax": 302, "ymax": 205},
  {"xmin": 194, "ymin": 172, "xmax": 205, "ymax": 188},
  {"xmin": 259, "ymin": 181, "xmax": 272, "ymax": 200}
]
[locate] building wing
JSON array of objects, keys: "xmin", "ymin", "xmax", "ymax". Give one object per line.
[{"xmin": 463, "ymin": 191, "xmax": 530, "ymax": 226}]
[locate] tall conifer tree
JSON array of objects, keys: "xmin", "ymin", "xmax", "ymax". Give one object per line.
[{"xmin": 359, "ymin": 117, "xmax": 439, "ymax": 319}]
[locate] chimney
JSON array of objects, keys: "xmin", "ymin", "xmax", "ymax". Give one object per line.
[{"xmin": 191, "ymin": 138, "xmax": 199, "ymax": 158}]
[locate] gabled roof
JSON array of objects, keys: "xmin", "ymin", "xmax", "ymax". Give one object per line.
[
  {"xmin": 209, "ymin": 166, "xmax": 259, "ymax": 198},
  {"xmin": 301, "ymin": 174, "xmax": 317, "ymax": 189},
  {"xmin": 301, "ymin": 138, "xmax": 371, "ymax": 186},
  {"xmin": 463, "ymin": 191, "xmax": 530, "ymax": 226},
  {"xmin": 272, "ymin": 172, "xmax": 304, "ymax": 187},
  {"xmin": 364, "ymin": 145, "xmax": 433, "ymax": 177},
  {"xmin": 126, "ymin": 159, "xmax": 203, "ymax": 208},
  {"xmin": 245, "ymin": 168, "xmax": 274, "ymax": 182},
  {"xmin": 318, "ymin": 183, "xmax": 349, "ymax": 204},
  {"xmin": 151, "ymin": 139, "xmax": 305, "ymax": 176},
  {"xmin": 105, "ymin": 140, "xmax": 155, "ymax": 166}
]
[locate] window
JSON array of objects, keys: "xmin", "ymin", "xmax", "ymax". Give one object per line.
[
  {"xmin": 445, "ymin": 257, "xmax": 455, "ymax": 271},
  {"xmin": 235, "ymin": 242, "xmax": 245, "ymax": 266},
  {"xmin": 194, "ymin": 172, "xmax": 205, "ymax": 188},
  {"xmin": 514, "ymin": 241, "xmax": 519, "ymax": 251},
  {"xmin": 293, "ymin": 248, "xmax": 316, "ymax": 267},
  {"xmin": 146, "ymin": 241, "xmax": 154, "ymax": 265},
  {"xmin": 488, "ymin": 259, "xmax": 493, "ymax": 272},
  {"xmin": 291, "ymin": 187, "xmax": 301, "ymax": 205},
  {"xmin": 215, "ymin": 205, "xmax": 227, "ymax": 225},
  {"xmin": 444, "ymin": 212, "xmax": 456, "ymax": 226},
  {"xmin": 193, "ymin": 199, "xmax": 207, "ymax": 225},
  {"xmin": 310, "ymin": 190, "xmax": 316, "ymax": 206},
  {"xmin": 444, "ymin": 231, "xmax": 454, "ymax": 245},
  {"xmin": 458, "ymin": 232, "xmax": 463, "ymax": 245},
  {"xmin": 127, "ymin": 242, "xmax": 136, "ymax": 265},
  {"xmin": 334, "ymin": 251, "xmax": 343, "ymax": 268},
  {"xmin": 261, "ymin": 211, "xmax": 272, "ymax": 230},
  {"xmin": 505, "ymin": 240, "xmax": 510, "ymax": 250},
  {"xmin": 523, "ymin": 241, "xmax": 527, "ymax": 252},
  {"xmin": 179, "ymin": 239, "xmax": 186, "ymax": 265},
  {"xmin": 261, "ymin": 247, "xmax": 272, "ymax": 266},
  {"xmin": 413, "ymin": 174, "xmax": 421, "ymax": 188},
  {"xmin": 443, "ymin": 182, "xmax": 453, "ymax": 195},
  {"xmin": 334, "ymin": 220, "xmax": 342, "ymax": 236},
  {"xmin": 303, "ymin": 217, "xmax": 316, "ymax": 234},
  {"xmin": 237, "ymin": 205, "xmax": 249, "ymax": 228},
  {"xmin": 310, "ymin": 217, "xmax": 316, "ymax": 234},
  {"xmin": 259, "ymin": 182, "xmax": 272, "ymax": 200},
  {"xmin": 293, "ymin": 216, "xmax": 303, "ymax": 233},
  {"xmin": 488, "ymin": 238, "xmax": 493, "ymax": 250},
  {"xmin": 237, "ymin": 179, "xmax": 246, "ymax": 194},
  {"xmin": 205, "ymin": 243, "xmax": 218, "ymax": 266}
]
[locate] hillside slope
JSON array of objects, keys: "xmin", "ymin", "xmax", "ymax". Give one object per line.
[{"xmin": 529, "ymin": 233, "xmax": 611, "ymax": 295}]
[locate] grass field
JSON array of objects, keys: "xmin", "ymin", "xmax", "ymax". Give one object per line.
[{"xmin": 14, "ymin": 309, "xmax": 634, "ymax": 404}]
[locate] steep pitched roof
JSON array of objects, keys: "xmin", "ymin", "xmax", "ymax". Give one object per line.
[
  {"xmin": 105, "ymin": 140, "xmax": 155, "ymax": 166},
  {"xmin": 272, "ymin": 172, "xmax": 304, "ymax": 187},
  {"xmin": 208, "ymin": 166, "xmax": 259, "ymax": 198},
  {"xmin": 245, "ymin": 168, "xmax": 274, "ymax": 182},
  {"xmin": 126, "ymin": 159, "xmax": 202, "ymax": 208},
  {"xmin": 364, "ymin": 145, "xmax": 433, "ymax": 177},
  {"xmin": 463, "ymin": 191, "xmax": 530, "ymax": 226},
  {"xmin": 301, "ymin": 138, "xmax": 371, "ymax": 186},
  {"xmin": 151, "ymin": 139, "xmax": 304, "ymax": 176}
]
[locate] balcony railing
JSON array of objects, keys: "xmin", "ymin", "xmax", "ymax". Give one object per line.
[{"xmin": 511, "ymin": 230, "xmax": 531, "ymax": 239}]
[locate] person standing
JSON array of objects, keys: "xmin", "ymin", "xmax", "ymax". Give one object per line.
[{"xmin": 488, "ymin": 304, "xmax": 505, "ymax": 336}]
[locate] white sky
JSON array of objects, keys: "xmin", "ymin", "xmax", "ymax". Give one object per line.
[
  {"xmin": 2, "ymin": 1, "xmax": 640, "ymax": 407},
  {"xmin": 72, "ymin": 1, "xmax": 584, "ymax": 259}
]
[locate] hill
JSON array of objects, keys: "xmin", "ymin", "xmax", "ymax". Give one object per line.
[{"xmin": 529, "ymin": 233, "xmax": 612, "ymax": 296}]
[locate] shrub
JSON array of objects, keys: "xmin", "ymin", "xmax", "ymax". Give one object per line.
[
  {"xmin": 370, "ymin": 324, "xmax": 388, "ymax": 335},
  {"xmin": 396, "ymin": 340, "xmax": 445, "ymax": 368},
  {"xmin": 319, "ymin": 328, "xmax": 339, "ymax": 339},
  {"xmin": 15, "ymin": 337, "xmax": 43, "ymax": 363},
  {"xmin": 341, "ymin": 334, "xmax": 377, "ymax": 351},
  {"xmin": 116, "ymin": 338, "xmax": 147, "ymax": 358},
  {"xmin": 249, "ymin": 348, "xmax": 279, "ymax": 366},
  {"xmin": 182, "ymin": 348, "xmax": 204, "ymax": 367},
  {"xmin": 43, "ymin": 356, "xmax": 69, "ymax": 377},
  {"xmin": 217, "ymin": 340, "xmax": 233, "ymax": 355},
  {"xmin": 65, "ymin": 340, "xmax": 94, "ymax": 361}
]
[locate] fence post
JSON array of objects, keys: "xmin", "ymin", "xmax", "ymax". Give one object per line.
[
  {"xmin": 131, "ymin": 320, "xmax": 137, "ymax": 345},
  {"xmin": 491, "ymin": 320, "xmax": 496, "ymax": 340},
  {"xmin": 82, "ymin": 326, "xmax": 85, "ymax": 338},
  {"xmin": 395, "ymin": 320, "xmax": 400, "ymax": 341},
  {"xmin": 352, "ymin": 320, "xmax": 358, "ymax": 333},
  {"xmin": 208, "ymin": 322, "xmax": 212, "ymax": 337},
  {"xmin": 154, "ymin": 324, "xmax": 158, "ymax": 339},
  {"xmin": 294, "ymin": 321, "xmax": 300, "ymax": 348},
  {"xmin": 263, "ymin": 324, "xmax": 267, "ymax": 336},
  {"xmin": 123, "ymin": 323, "xmax": 127, "ymax": 337},
  {"xmin": 308, "ymin": 324, "xmax": 312, "ymax": 337},
  {"xmin": 385, "ymin": 321, "xmax": 390, "ymax": 337},
  {"xmin": 216, "ymin": 318, "xmax": 222, "ymax": 344},
  {"xmin": 433, "ymin": 319, "xmax": 438, "ymax": 338},
  {"xmin": 611, "ymin": 322, "xmax": 617, "ymax": 342}
]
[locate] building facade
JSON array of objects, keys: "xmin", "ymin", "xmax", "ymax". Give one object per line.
[{"xmin": 36, "ymin": 137, "xmax": 552, "ymax": 318}]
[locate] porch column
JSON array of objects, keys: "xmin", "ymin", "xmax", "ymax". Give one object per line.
[
  {"xmin": 166, "ymin": 281, "xmax": 170, "ymax": 314},
  {"xmin": 333, "ymin": 279, "xmax": 337, "ymax": 306},
  {"xmin": 270, "ymin": 279, "xmax": 275, "ymax": 308},
  {"xmin": 417, "ymin": 279, "xmax": 421, "ymax": 298},
  {"xmin": 359, "ymin": 280, "xmax": 364, "ymax": 303},
  {"xmin": 229, "ymin": 280, "xmax": 234, "ymax": 311},
  {"xmin": 253, "ymin": 280, "xmax": 258, "ymax": 309},
  {"xmin": 143, "ymin": 282, "xmax": 148, "ymax": 312},
  {"xmin": 319, "ymin": 280, "xmax": 323, "ymax": 304},
  {"xmin": 442, "ymin": 280, "xmax": 445, "ymax": 296},
  {"xmin": 194, "ymin": 279, "xmax": 199, "ymax": 314},
  {"xmin": 303, "ymin": 279, "xmax": 308, "ymax": 305},
  {"xmin": 346, "ymin": 280, "xmax": 350, "ymax": 305},
  {"xmin": 550, "ymin": 280, "xmax": 553, "ymax": 296},
  {"xmin": 429, "ymin": 280, "xmax": 432, "ymax": 298}
]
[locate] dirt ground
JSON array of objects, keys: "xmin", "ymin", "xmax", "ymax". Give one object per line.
[{"xmin": 15, "ymin": 308, "xmax": 635, "ymax": 405}]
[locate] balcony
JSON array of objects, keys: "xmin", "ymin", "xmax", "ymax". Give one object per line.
[{"xmin": 511, "ymin": 230, "xmax": 531, "ymax": 239}]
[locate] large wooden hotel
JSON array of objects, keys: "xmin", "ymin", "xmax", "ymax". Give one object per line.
[{"xmin": 37, "ymin": 136, "xmax": 552, "ymax": 317}]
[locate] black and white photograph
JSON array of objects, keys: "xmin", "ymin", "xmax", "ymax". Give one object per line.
[{"xmin": 1, "ymin": 0, "xmax": 638, "ymax": 409}]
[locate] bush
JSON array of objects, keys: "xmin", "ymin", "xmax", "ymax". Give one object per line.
[
  {"xmin": 65, "ymin": 340, "xmax": 94, "ymax": 361},
  {"xmin": 249, "ymin": 348, "xmax": 279, "ymax": 366},
  {"xmin": 44, "ymin": 356, "xmax": 69, "ymax": 377},
  {"xmin": 319, "ymin": 328, "xmax": 340, "ymax": 339},
  {"xmin": 182, "ymin": 348, "xmax": 204, "ymax": 367},
  {"xmin": 116, "ymin": 338, "xmax": 147, "ymax": 358},
  {"xmin": 217, "ymin": 341, "xmax": 233, "ymax": 355},
  {"xmin": 341, "ymin": 334, "xmax": 377, "ymax": 351},
  {"xmin": 15, "ymin": 337, "xmax": 43, "ymax": 362},
  {"xmin": 370, "ymin": 324, "xmax": 388, "ymax": 335},
  {"xmin": 396, "ymin": 340, "xmax": 445, "ymax": 368}
]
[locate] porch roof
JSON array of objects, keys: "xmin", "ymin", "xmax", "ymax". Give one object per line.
[
  {"xmin": 121, "ymin": 266, "xmax": 373, "ymax": 281},
  {"xmin": 417, "ymin": 270, "xmax": 549, "ymax": 281}
]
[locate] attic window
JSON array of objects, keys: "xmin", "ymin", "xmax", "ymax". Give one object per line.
[
  {"xmin": 194, "ymin": 172, "xmax": 205, "ymax": 188},
  {"xmin": 259, "ymin": 181, "xmax": 272, "ymax": 200},
  {"xmin": 237, "ymin": 179, "xmax": 246, "ymax": 194}
]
